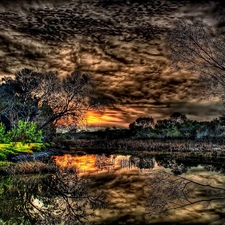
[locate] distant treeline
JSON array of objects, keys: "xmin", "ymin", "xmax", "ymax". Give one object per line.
[{"xmin": 64, "ymin": 112, "xmax": 225, "ymax": 140}]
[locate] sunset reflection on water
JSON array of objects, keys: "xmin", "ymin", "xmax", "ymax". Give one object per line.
[{"xmin": 54, "ymin": 154, "xmax": 132, "ymax": 173}]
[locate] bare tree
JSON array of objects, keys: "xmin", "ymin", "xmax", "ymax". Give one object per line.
[
  {"xmin": 0, "ymin": 68, "xmax": 103, "ymax": 132},
  {"xmin": 166, "ymin": 19, "xmax": 225, "ymax": 101}
]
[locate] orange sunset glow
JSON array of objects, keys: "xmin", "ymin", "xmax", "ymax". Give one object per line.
[
  {"xmin": 54, "ymin": 154, "xmax": 97, "ymax": 172},
  {"xmin": 85, "ymin": 110, "xmax": 127, "ymax": 127},
  {"xmin": 85, "ymin": 111, "xmax": 102, "ymax": 125},
  {"xmin": 56, "ymin": 110, "xmax": 128, "ymax": 128},
  {"xmin": 54, "ymin": 154, "xmax": 132, "ymax": 173}
]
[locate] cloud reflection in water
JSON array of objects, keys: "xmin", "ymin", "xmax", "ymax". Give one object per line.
[{"xmin": 54, "ymin": 154, "xmax": 225, "ymax": 224}]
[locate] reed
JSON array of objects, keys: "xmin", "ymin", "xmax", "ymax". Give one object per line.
[{"xmin": 5, "ymin": 160, "xmax": 57, "ymax": 175}]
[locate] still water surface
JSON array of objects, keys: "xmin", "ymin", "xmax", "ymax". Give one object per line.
[{"xmin": 1, "ymin": 153, "xmax": 225, "ymax": 224}]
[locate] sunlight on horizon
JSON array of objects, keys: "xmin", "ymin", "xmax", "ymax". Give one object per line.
[{"xmin": 84, "ymin": 111, "xmax": 127, "ymax": 127}]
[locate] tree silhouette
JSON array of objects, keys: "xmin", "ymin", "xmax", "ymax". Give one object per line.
[
  {"xmin": 170, "ymin": 112, "xmax": 187, "ymax": 124},
  {"xmin": 0, "ymin": 69, "xmax": 103, "ymax": 137},
  {"xmin": 129, "ymin": 117, "xmax": 154, "ymax": 130}
]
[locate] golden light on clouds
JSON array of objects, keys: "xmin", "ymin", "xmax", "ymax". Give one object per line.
[
  {"xmin": 85, "ymin": 110, "xmax": 127, "ymax": 127},
  {"xmin": 85, "ymin": 111, "xmax": 102, "ymax": 125}
]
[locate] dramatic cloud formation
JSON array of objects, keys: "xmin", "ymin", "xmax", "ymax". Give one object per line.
[{"xmin": 0, "ymin": 0, "xmax": 224, "ymax": 126}]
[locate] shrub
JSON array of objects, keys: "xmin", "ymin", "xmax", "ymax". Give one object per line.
[
  {"xmin": 0, "ymin": 153, "xmax": 7, "ymax": 161},
  {"xmin": 7, "ymin": 120, "xmax": 42, "ymax": 143},
  {"xmin": 166, "ymin": 127, "xmax": 183, "ymax": 138},
  {"xmin": 0, "ymin": 123, "xmax": 10, "ymax": 143}
]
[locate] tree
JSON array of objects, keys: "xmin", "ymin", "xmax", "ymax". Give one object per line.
[
  {"xmin": 0, "ymin": 69, "xmax": 103, "ymax": 137},
  {"xmin": 166, "ymin": 19, "xmax": 225, "ymax": 101},
  {"xmin": 169, "ymin": 112, "xmax": 187, "ymax": 123},
  {"xmin": 0, "ymin": 122, "xmax": 9, "ymax": 143},
  {"xmin": 129, "ymin": 117, "xmax": 154, "ymax": 130},
  {"xmin": 129, "ymin": 117, "xmax": 155, "ymax": 139},
  {"xmin": 155, "ymin": 119, "xmax": 172, "ymax": 130},
  {"xmin": 178, "ymin": 119, "xmax": 197, "ymax": 139},
  {"xmin": 0, "ymin": 69, "xmax": 57, "ymax": 128}
]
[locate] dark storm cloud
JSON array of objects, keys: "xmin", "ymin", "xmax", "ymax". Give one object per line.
[
  {"xmin": 0, "ymin": 0, "xmax": 224, "ymax": 125},
  {"xmin": 109, "ymin": 100, "xmax": 223, "ymax": 126}
]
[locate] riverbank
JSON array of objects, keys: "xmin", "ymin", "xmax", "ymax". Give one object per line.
[
  {"xmin": 1, "ymin": 138, "xmax": 225, "ymax": 175},
  {"xmin": 1, "ymin": 149, "xmax": 225, "ymax": 176}
]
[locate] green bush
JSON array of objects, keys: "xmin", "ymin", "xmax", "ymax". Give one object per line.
[
  {"xmin": 30, "ymin": 143, "xmax": 44, "ymax": 151},
  {"xmin": 7, "ymin": 120, "xmax": 42, "ymax": 143},
  {"xmin": 0, "ymin": 123, "xmax": 10, "ymax": 143},
  {"xmin": 0, "ymin": 153, "xmax": 7, "ymax": 161},
  {"xmin": 166, "ymin": 127, "xmax": 183, "ymax": 138}
]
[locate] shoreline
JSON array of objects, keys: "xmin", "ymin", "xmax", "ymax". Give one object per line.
[
  {"xmin": 1, "ymin": 138, "xmax": 225, "ymax": 171},
  {"xmin": 3, "ymin": 138, "xmax": 225, "ymax": 163}
]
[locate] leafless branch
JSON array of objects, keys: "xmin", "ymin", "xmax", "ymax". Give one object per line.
[
  {"xmin": 145, "ymin": 170, "xmax": 225, "ymax": 217},
  {"xmin": 166, "ymin": 19, "xmax": 225, "ymax": 102}
]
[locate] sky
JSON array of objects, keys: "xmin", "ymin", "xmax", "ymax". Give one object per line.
[{"xmin": 0, "ymin": 0, "xmax": 225, "ymax": 127}]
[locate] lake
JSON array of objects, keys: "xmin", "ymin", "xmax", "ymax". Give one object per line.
[{"xmin": 1, "ymin": 153, "xmax": 225, "ymax": 224}]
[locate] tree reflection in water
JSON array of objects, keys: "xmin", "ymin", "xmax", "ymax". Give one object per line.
[
  {"xmin": 155, "ymin": 154, "xmax": 225, "ymax": 175},
  {"xmin": 156, "ymin": 156, "xmax": 190, "ymax": 175},
  {"xmin": 0, "ymin": 167, "xmax": 107, "ymax": 225},
  {"xmin": 1, "ymin": 154, "xmax": 225, "ymax": 224},
  {"xmin": 146, "ymin": 170, "xmax": 225, "ymax": 220}
]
